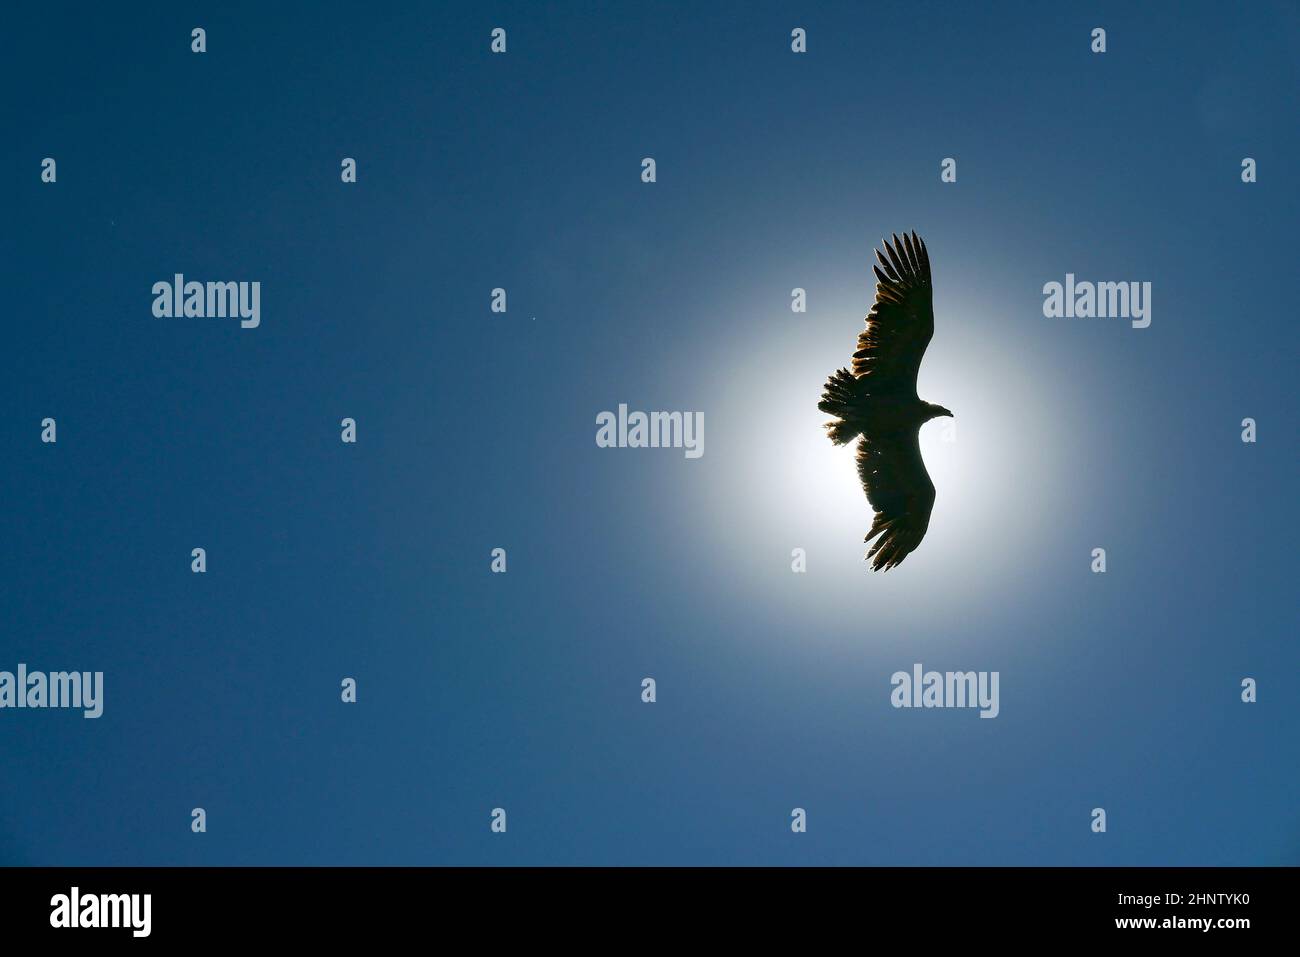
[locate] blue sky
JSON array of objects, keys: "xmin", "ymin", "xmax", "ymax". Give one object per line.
[{"xmin": 2, "ymin": 1, "xmax": 1296, "ymax": 865}]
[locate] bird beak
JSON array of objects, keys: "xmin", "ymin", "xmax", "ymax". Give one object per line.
[{"xmin": 941, "ymin": 407, "xmax": 954, "ymax": 417}]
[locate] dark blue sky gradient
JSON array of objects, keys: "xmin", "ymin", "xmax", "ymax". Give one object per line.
[{"xmin": 2, "ymin": 1, "xmax": 1296, "ymax": 865}]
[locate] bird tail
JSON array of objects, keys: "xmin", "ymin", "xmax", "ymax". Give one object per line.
[{"xmin": 818, "ymin": 367, "xmax": 866, "ymax": 445}]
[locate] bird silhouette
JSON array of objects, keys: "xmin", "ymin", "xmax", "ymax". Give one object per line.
[{"xmin": 818, "ymin": 232, "xmax": 952, "ymax": 570}]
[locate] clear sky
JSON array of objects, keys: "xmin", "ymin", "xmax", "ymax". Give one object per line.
[{"xmin": 2, "ymin": 1, "xmax": 1296, "ymax": 865}]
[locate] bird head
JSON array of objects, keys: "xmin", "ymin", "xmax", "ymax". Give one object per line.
[{"xmin": 925, "ymin": 403, "xmax": 954, "ymax": 420}]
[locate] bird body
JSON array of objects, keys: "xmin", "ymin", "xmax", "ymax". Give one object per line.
[
  {"xmin": 819, "ymin": 232, "xmax": 951, "ymax": 571},
  {"xmin": 835, "ymin": 390, "xmax": 945, "ymax": 437}
]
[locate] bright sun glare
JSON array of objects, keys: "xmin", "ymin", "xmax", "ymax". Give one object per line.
[{"xmin": 693, "ymin": 291, "xmax": 1072, "ymax": 646}]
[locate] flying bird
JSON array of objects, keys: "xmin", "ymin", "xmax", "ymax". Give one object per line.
[{"xmin": 818, "ymin": 232, "xmax": 952, "ymax": 570}]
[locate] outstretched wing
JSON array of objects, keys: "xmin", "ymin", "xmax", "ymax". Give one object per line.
[
  {"xmin": 856, "ymin": 427, "xmax": 936, "ymax": 571},
  {"xmin": 852, "ymin": 232, "xmax": 934, "ymax": 396}
]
